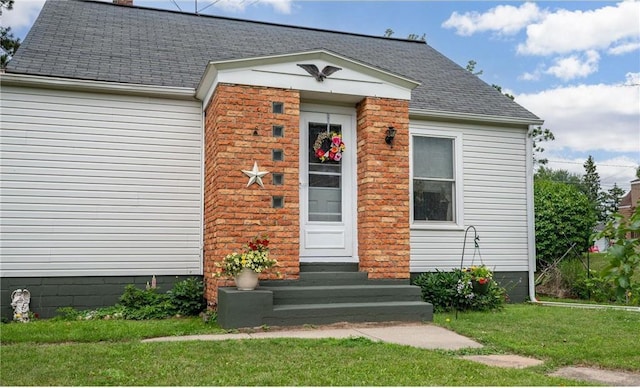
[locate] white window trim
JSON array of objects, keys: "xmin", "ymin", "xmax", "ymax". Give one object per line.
[{"xmin": 410, "ymin": 127, "xmax": 464, "ymax": 230}]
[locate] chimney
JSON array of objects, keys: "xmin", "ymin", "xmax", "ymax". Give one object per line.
[{"xmin": 113, "ymin": 0, "xmax": 133, "ymax": 5}]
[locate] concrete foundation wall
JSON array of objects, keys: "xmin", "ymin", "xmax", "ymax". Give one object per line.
[{"xmin": 1, "ymin": 275, "xmax": 200, "ymax": 320}]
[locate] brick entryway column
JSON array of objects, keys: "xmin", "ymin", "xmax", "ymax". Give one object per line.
[
  {"xmin": 203, "ymin": 84, "xmax": 301, "ymax": 307},
  {"xmin": 356, "ymin": 97, "xmax": 410, "ymax": 279}
]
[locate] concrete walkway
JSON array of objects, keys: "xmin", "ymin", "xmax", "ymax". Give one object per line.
[{"xmin": 142, "ymin": 322, "xmax": 482, "ymax": 351}]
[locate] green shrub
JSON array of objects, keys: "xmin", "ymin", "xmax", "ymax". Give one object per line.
[
  {"xmin": 54, "ymin": 277, "xmax": 207, "ymax": 321},
  {"xmin": 557, "ymin": 259, "xmax": 588, "ymax": 297},
  {"xmin": 534, "ymin": 180, "xmax": 596, "ymax": 268},
  {"xmin": 167, "ymin": 277, "xmax": 206, "ymax": 316},
  {"xmin": 593, "ymin": 206, "xmax": 640, "ymax": 303},
  {"xmin": 413, "ymin": 270, "xmax": 459, "ymax": 312},
  {"xmin": 581, "ymin": 271, "xmax": 617, "ymax": 303},
  {"xmin": 119, "ymin": 284, "xmax": 168, "ymax": 310},
  {"xmin": 413, "ymin": 269, "xmax": 506, "ymax": 312}
]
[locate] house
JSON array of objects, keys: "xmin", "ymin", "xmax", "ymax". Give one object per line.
[
  {"xmin": 0, "ymin": 0, "xmax": 542, "ymax": 325},
  {"xmin": 592, "ymin": 223, "xmax": 609, "ymax": 252},
  {"xmin": 619, "ymin": 179, "xmax": 640, "ymax": 237}
]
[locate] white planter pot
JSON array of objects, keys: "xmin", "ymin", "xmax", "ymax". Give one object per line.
[{"xmin": 234, "ymin": 268, "xmax": 259, "ymax": 290}]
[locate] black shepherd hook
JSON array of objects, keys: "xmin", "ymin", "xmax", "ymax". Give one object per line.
[
  {"xmin": 455, "ymin": 225, "xmax": 481, "ymax": 319},
  {"xmin": 460, "ymin": 225, "xmax": 481, "ymax": 270}
]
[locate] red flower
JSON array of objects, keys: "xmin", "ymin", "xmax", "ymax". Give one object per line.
[
  {"xmin": 477, "ymin": 278, "xmax": 489, "ymax": 285},
  {"xmin": 316, "ymin": 149, "xmax": 326, "ymax": 158}
]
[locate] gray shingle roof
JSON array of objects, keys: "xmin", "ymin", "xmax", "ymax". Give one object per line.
[{"xmin": 7, "ymin": 0, "xmax": 540, "ymax": 121}]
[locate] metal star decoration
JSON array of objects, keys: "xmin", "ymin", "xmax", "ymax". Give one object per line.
[{"xmin": 241, "ymin": 161, "xmax": 269, "ymax": 188}]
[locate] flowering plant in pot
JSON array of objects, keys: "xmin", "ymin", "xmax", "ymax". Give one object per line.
[
  {"xmin": 465, "ymin": 265, "xmax": 493, "ymax": 294},
  {"xmin": 216, "ymin": 236, "xmax": 277, "ymax": 290}
]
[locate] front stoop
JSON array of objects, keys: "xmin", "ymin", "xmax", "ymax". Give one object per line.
[{"xmin": 217, "ymin": 263, "xmax": 433, "ymax": 329}]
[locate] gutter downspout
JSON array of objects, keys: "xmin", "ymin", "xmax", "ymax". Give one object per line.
[
  {"xmin": 526, "ymin": 126, "xmax": 639, "ymax": 312},
  {"xmin": 526, "ymin": 125, "xmax": 538, "ymax": 304}
]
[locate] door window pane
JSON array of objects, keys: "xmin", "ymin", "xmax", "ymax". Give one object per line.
[{"xmin": 308, "ymin": 122, "xmax": 342, "ymax": 222}]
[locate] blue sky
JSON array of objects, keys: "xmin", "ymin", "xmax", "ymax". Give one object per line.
[{"xmin": 4, "ymin": 0, "xmax": 639, "ymax": 191}]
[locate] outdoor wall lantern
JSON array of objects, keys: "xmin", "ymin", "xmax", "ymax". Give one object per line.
[{"xmin": 385, "ymin": 126, "xmax": 396, "ymax": 145}]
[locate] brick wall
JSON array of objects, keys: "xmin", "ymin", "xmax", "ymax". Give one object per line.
[
  {"xmin": 203, "ymin": 84, "xmax": 300, "ymax": 306},
  {"xmin": 355, "ymin": 97, "xmax": 410, "ymax": 279},
  {"xmin": 619, "ymin": 180, "xmax": 640, "ymax": 238}
]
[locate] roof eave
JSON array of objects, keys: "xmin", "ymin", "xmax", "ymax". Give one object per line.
[
  {"xmin": 0, "ymin": 73, "xmax": 197, "ymax": 100},
  {"xmin": 409, "ymin": 108, "xmax": 544, "ymax": 127}
]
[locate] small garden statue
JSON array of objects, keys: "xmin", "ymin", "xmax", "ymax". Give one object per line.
[{"xmin": 11, "ymin": 289, "xmax": 31, "ymax": 323}]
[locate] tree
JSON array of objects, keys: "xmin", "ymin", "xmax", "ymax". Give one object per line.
[
  {"xmin": 535, "ymin": 166, "xmax": 582, "ymax": 188},
  {"xmin": 465, "ymin": 60, "xmax": 483, "ymax": 76},
  {"xmin": 529, "ymin": 127, "xmax": 555, "ymax": 166},
  {"xmin": 636, "ymin": 166, "xmax": 640, "ymax": 179},
  {"xmin": 582, "ymin": 155, "xmax": 604, "ymax": 221},
  {"xmin": 534, "ymin": 180, "xmax": 597, "ymax": 268},
  {"xmin": 490, "ymin": 84, "xmax": 514, "ymax": 100},
  {"xmin": 406, "ymin": 33, "xmax": 426, "ymax": 41},
  {"xmin": 593, "ymin": 205, "xmax": 640, "ymax": 303},
  {"xmin": 383, "ymin": 29, "xmax": 426, "ymax": 41},
  {"xmin": 1, "ymin": 0, "xmax": 20, "ymax": 69},
  {"xmin": 603, "ymin": 183, "xmax": 626, "ymax": 217}
]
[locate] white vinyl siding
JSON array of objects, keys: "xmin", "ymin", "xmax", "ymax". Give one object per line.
[
  {"xmin": 410, "ymin": 120, "xmax": 530, "ymax": 272},
  {"xmin": 0, "ymin": 85, "xmax": 203, "ymax": 277}
]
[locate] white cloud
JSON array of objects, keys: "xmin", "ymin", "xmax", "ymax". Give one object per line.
[
  {"xmin": 442, "ymin": 2, "xmax": 544, "ymax": 36},
  {"xmin": 210, "ymin": 0, "xmax": 292, "ymax": 14},
  {"xmin": 261, "ymin": 0, "xmax": 292, "ymax": 14},
  {"xmin": 520, "ymin": 71, "xmax": 540, "ymax": 81},
  {"xmin": 608, "ymin": 41, "xmax": 640, "ymax": 55},
  {"xmin": 544, "ymin": 50, "xmax": 600, "ymax": 81},
  {"xmin": 2, "ymin": 0, "xmax": 46, "ymax": 30},
  {"xmin": 626, "ymin": 72, "xmax": 640, "ymax": 85},
  {"xmin": 517, "ymin": 1, "xmax": 640, "ymax": 56},
  {"xmin": 516, "ymin": 79, "xmax": 640, "ymax": 154}
]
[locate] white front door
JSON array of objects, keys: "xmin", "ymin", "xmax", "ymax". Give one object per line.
[{"xmin": 300, "ymin": 109, "xmax": 356, "ymax": 262}]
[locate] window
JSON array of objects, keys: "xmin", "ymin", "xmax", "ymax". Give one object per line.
[
  {"xmin": 272, "ymin": 149, "xmax": 284, "ymax": 161},
  {"xmin": 411, "ymin": 130, "xmax": 462, "ymax": 227},
  {"xmin": 272, "ymin": 173, "xmax": 284, "ymax": 185},
  {"xmin": 272, "ymin": 196, "xmax": 284, "ymax": 208},
  {"xmin": 272, "ymin": 102, "xmax": 284, "ymax": 114},
  {"xmin": 272, "ymin": 125, "xmax": 284, "ymax": 137}
]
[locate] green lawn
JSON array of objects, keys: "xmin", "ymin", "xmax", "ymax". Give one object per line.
[
  {"xmin": 583, "ymin": 252, "xmax": 640, "ymax": 281},
  {"xmin": 1, "ymin": 304, "xmax": 638, "ymax": 386},
  {"xmin": 435, "ymin": 304, "xmax": 640, "ymax": 372},
  {"xmin": 584, "ymin": 252, "xmax": 608, "ymax": 272}
]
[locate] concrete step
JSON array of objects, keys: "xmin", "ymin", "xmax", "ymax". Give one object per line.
[
  {"xmin": 261, "ymin": 284, "xmax": 423, "ymax": 305},
  {"xmin": 259, "ymin": 271, "xmax": 371, "ymax": 286},
  {"xmin": 260, "ymin": 276, "xmax": 409, "ymax": 288},
  {"xmin": 298, "ymin": 271, "xmax": 370, "ymax": 285},
  {"xmin": 300, "ymin": 262, "xmax": 359, "ymax": 272},
  {"xmin": 263, "ymin": 301, "xmax": 433, "ymax": 326}
]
